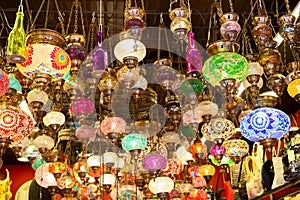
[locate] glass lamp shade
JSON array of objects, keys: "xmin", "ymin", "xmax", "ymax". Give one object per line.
[
  {"xmin": 179, "ymin": 183, "xmax": 193, "ymax": 194},
  {"xmin": 163, "ymin": 160, "xmax": 184, "ymax": 175},
  {"xmin": 142, "ymin": 151, "xmax": 167, "ymax": 171},
  {"xmin": 16, "ymin": 43, "xmax": 71, "ymax": 80},
  {"xmin": 100, "ymin": 117, "xmax": 127, "ymax": 135},
  {"xmin": 201, "ymin": 118, "xmax": 235, "ymax": 142},
  {"xmin": 6, "ymin": 10, "xmax": 26, "ymax": 63},
  {"xmin": 48, "ymin": 161, "xmax": 67, "ymax": 177},
  {"xmin": 190, "ymin": 141, "xmax": 207, "ymax": 158},
  {"xmin": 162, "ymin": 132, "xmax": 181, "ymax": 144},
  {"xmin": 35, "ymin": 163, "xmax": 57, "ymax": 188},
  {"xmin": 117, "ymin": 65, "xmax": 140, "ymax": 88},
  {"xmin": 65, "ymin": 42, "xmax": 88, "ymax": 62},
  {"xmin": 98, "ymin": 73, "xmax": 117, "ymax": 92},
  {"xmin": 57, "ymin": 173, "xmax": 78, "ymax": 189},
  {"xmin": 180, "ymin": 79, "xmax": 204, "ymax": 94},
  {"xmin": 73, "ymin": 161, "xmax": 90, "ymax": 174},
  {"xmin": 183, "ymin": 109, "xmax": 202, "ymax": 125},
  {"xmin": 121, "ymin": 133, "xmax": 147, "ymax": 152},
  {"xmin": 75, "ymin": 124, "xmax": 96, "ymax": 141},
  {"xmin": 176, "ymin": 146, "xmax": 194, "ymax": 164},
  {"xmin": 32, "ymin": 158, "xmax": 47, "ymax": 170},
  {"xmin": 199, "ymin": 165, "xmax": 215, "ymax": 177},
  {"xmin": 180, "ymin": 125, "xmax": 196, "ymax": 137},
  {"xmin": 248, "ymin": 62, "xmax": 264, "ymax": 76},
  {"xmin": 170, "ymin": 17, "xmax": 191, "ymax": 40},
  {"xmin": 63, "ymin": 74, "xmax": 85, "ymax": 95},
  {"xmin": 103, "ymin": 152, "xmax": 118, "ymax": 166},
  {"xmin": 43, "ymin": 111, "xmax": 65, "ymax": 126},
  {"xmin": 240, "ymin": 107, "xmax": 291, "ymax": 142},
  {"xmin": 220, "ymin": 21, "xmax": 241, "ymax": 41},
  {"xmin": 8, "ymin": 74, "xmax": 22, "ymax": 92},
  {"xmin": 113, "ymin": 157, "xmax": 125, "ymax": 169},
  {"xmin": 27, "ymin": 89, "xmax": 48, "ymax": 105},
  {"xmin": 70, "ymin": 97, "xmax": 94, "ymax": 116},
  {"xmin": 33, "ymin": 134, "xmax": 55, "ymax": 150},
  {"xmin": 111, "ymin": 184, "xmax": 143, "ymax": 200},
  {"xmin": 114, "ymin": 38, "xmax": 146, "ymax": 63},
  {"xmin": 99, "ymin": 173, "xmax": 116, "ymax": 185},
  {"xmin": 210, "ymin": 144, "xmax": 226, "ymax": 156},
  {"xmin": 155, "ymin": 65, "xmax": 177, "ymax": 89},
  {"xmin": 197, "ymin": 100, "xmax": 219, "ymax": 117},
  {"xmin": 131, "ymin": 76, "xmax": 148, "ymax": 90},
  {"xmin": 242, "ymin": 76, "xmax": 264, "ymax": 89},
  {"xmin": 0, "ymin": 70, "xmax": 10, "ymax": 96},
  {"xmin": 148, "ymin": 176, "xmax": 174, "ymax": 194},
  {"xmin": 0, "ymin": 104, "xmax": 33, "ymax": 142},
  {"xmin": 87, "ymin": 155, "xmax": 101, "ymax": 167},
  {"xmin": 192, "ymin": 175, "xmax": 207, "ymax": 188},
  {"xmin": 202, "ymin": 52, "xmax": 249, "ymax": 86},
  {"xmin": 287, "ymin": 79, "xmax": 300, "ymax": 98},
  {"xmin": 222, "ymin": 139, "xmax": 249, "ymax": 158}
]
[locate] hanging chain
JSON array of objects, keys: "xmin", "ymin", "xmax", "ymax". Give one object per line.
[
  {"xmin": 54, "ymin": 0, "xmax": 65, "ymax": 35},
  {"xmin": 228, "ymin": 0, "xmax": 234, "ymax": 12},
  {"xmin": 30, "ymin": 0, "xmax": 47, "ymax": 30},
  {"xmin": 86, "ymin": 12, "xmax": 96, "ymax": 52},
  {"xmin": 206, "ymin": 2, "xmax": 223, "ymax": 47},
  {"xmin": 44, "ymin": 0, "xmax": 50, "ymax": 28},
  {"xmin": 66, "ymin": 0, "xmax": 85, "ymax": 37},
  {"xmin": 284, "ymin": 0, "xmax": 291, "ymax": 14}
]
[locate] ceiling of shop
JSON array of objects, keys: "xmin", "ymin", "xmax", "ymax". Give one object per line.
[{"xmin": 0, "ymin": 0, "xmax": 299, "ymax": 165}]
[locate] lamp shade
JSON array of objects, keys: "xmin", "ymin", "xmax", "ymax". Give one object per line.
[
  {"xmin": 0, "ymin": 104, "xmax": 33, "ymax": 142},
  {"xmin": 180, "ymin": 79, "xmax": 204, "ymax": 94},
  {"xmin": 114, "ymin": 38, "xmax": 146, "ymax": 63},
  {"xmin": 70, "ymin": 97, "xmax": 94, "ymax": 116},
  {"xmin": 210, "ymin": 144, "xmax": 226, "ymax": 156},
  {"xmin": 75, "ymin": 125, "xmax": 96, "ymax": 141},
  {"xmin": 190, "ymin": 141, "xmax": 207, "ymax": 158},
  {"xmin": 57, "ymin": 173, "xmax": 78, "ymax": 189},
  {"xmin": 26, "ymin": 89, "xmax": 48, "ymax": 105},
  {"xmin": 35, "ymin": 163, "xmax": 57, "ymax": 188},
  {"xmin": 148, "ymin": 176, "xmax": 174, "ymax": 194},
  {"xmin": 73, "ymin": 161, "xmax": 90, "ymax": 174},
  {"xmin": 87, "ymin": 155, "xmax": 101, "ymax": 167},
  {"xmin": 162, "ymin": 132, "xmax": 181, "ymax": 144},
  {"xmin": 240, "ymin": 107, "xmax": 291, "ymax": 142},
  {"xmin": 100, "ymin": 117, "xmax": 127, "ymax": 135},
  {"xmin": 202, "ymin": 52, "xmax": 249, "ymax": 86},
  {"xmin": 199, "ymin": 164, "xmax": 215, "ymax": 177},
  {"xmin": 43, "ymin": 111, "xmax": 65, "ymax": 126},
  {"xmin": 33, "ymin": 134, "xmax": 55, "ymax": 150},
  {"xmin": 247, "ymin": 62, "xmax": 264, "ymax": 76},
  {"xmin": 201, "ymin": 118, "xmax": 235, "ymax": 142},
  {"xmin": 222, "ymin": 139, "xmax": 249, "ymax": 158},
  {"xmin": 17, "ymin": 43, "xmax": 71, "ymax": 80},
  {"xmin": 8, "ymin": 73, "xmax": 22, "ymax": 92},
  {"xmin": 176, "ymin": 146, "xmax": 194, "ymax": 164},
  {"xmin": 0, "ymin": 70, "xmax": 10, "ymax": 96},
  {"xmin": 103, "ymin": 152, "xmax": 118, "ymax": 166},
  {"xmin": 121, "ymin": 133, "xmax": 147, "ymax": 152},
  {"xmin": 142, "ymin": 151, "xmax": 167, "ymax": 171},
  {"xmin": 99, "ymin": 173, "xmax": 116, "ymax": 185},
  {"xmin": 48, "ymin": 161, "xmax": 67, "ymax": 177},
  {"xmin": 287, "ymin": 79, "xmax": 300, "ymax": 98},
  {"xmin": 197, "ymin": 100, "xmax": 219, "ymax": 117}
]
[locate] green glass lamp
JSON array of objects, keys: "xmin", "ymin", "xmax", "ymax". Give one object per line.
[
  {"xmin": 202, "ymin": 52, "xmax": 249, "ymax": 87},
  {"xmin": 6, "ymin": 4, "xmax": 26, "ymax": 64},
  {"xmin": 121, "ymin": 133, "xmax": 147, "ymax": 159},
  {"xmin": 180, "ymin": 78, "xmax": 204, "ymax": 94}
]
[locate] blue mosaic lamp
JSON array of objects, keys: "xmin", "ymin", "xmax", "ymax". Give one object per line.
[{"xmin": 240, "ymin": 107, "xmax": 290, "ymax": 151}]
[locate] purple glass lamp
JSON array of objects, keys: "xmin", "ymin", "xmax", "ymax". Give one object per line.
[
  {"xmin": 91, "ymin": 31, "xmax": 108, "ymax": 78},
  {"xmin": 70, "ymin": 97, "xmax": 94, "ymax": 123},
  {"xmin": 142, "ymin": 151, "xmax": 167, "ymax": 177},
  {"xmin": 186, "ymin": 32, "xmax": 202, "ymax": 76}
]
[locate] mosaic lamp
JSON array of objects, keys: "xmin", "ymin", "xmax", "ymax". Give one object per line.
[
  {"xmin": 0, "ymin": 104, "xmax": 33, "ymax": 167},
  {"xmin": 0, "ymin": 70, "xmax": 10, "ymax": 97},
  {"xmin": 199, "ymin": 164, "xmax": 215, "ymax": 184},
  {"xmin": 222, "ymin": 139, "xmax": 249, "ymax": 164},
  {"xmin": 202, "ymin": 52, "xmax": 249, "ymax": 87},
  {"xmin": 142, "ymin": 151, "xmax": 167, "ymax": 176},
  {"xmin": 99, "ymin": 116, "xmax": 127, "ymax": 142},
  {"xmin": 240, "ymin": 107, "xmax": 291, "ymax": 151},
  {"xmin": 43, "ymin": 111, "xmax": 65, "ymax": 133},
  {"xmin": 121, "ymin": 133, "xmax": 147, "ymax": 159},
  {"xmin": 149, "ymin": 176, "xmax": 174, "ymax": 200},
  {"xmin": 287, "ymin": 79, "xmax": 300, "ymax": 103}
]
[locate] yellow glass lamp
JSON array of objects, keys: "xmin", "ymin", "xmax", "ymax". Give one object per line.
[
  {"xmin": 287, "ymin": 79, "xmax": 300, "ymax": 102},
  {"xmin": 199, "ymin": 164, "xmax": 215, "ymax": 185}
]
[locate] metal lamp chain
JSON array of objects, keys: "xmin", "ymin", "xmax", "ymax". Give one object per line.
[{"xmin": 284, "ymin": 0, "xmax": 291, "ymax": 14}]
